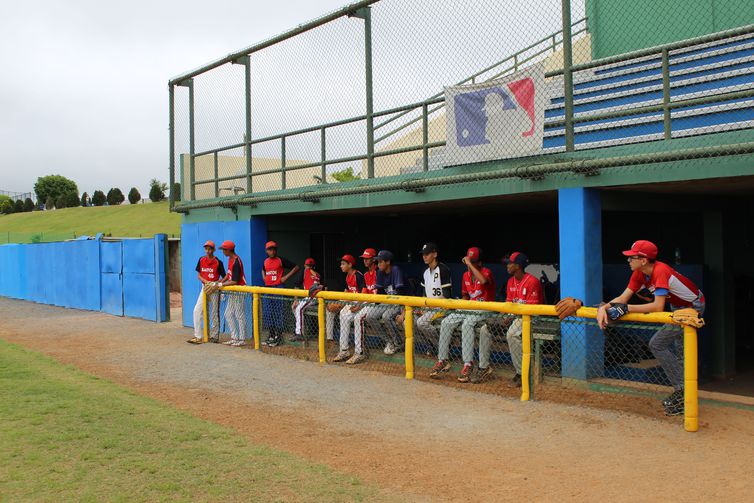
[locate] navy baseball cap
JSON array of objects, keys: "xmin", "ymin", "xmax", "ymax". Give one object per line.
[
  {"xmin": 376, "ymin": 250, "xmax": 394, "ymax": 262},
  {"xmin": 420, "ymin": 243, "xmax": 438, "ymax": 254},
  {"xmin": 505, "ymin": 252, "xmax": 529, "ymax": 267}
]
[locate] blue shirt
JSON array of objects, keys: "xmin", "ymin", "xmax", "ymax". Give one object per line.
[{"xmin": 375, "ymin": 266, "xmax": 406, "ymax": 295}]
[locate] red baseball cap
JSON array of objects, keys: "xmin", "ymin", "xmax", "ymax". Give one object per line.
[
  {"xmin": 359, "ymin": 248, "xmax": 377, "ymax": 259},
  {"xmin": 341, "ymin": 254, "xmax": 356, "ymax": 266},
  {"xmin": 505, "ymin": 251, "xmax": 529, "ymax": 267},
  {"xmin": 203, "ymin": 240, "xmax": 215, "ymax": 249},
  {"xmin": 304, "ymin": 258, "xmax": 316, "ymax": 266},
  {"xmin": 622, "ymin": 240, "xmax": 658, "ymax": 259},
  {"xmin": 265, "ymin": 241, "xmax": 278, "ymax": 249},
  {"xmin": 466, "ymin": 247, "xmax": 482, "ymax": 260},
  {"xmin": 220, "ymin": 240, "xmax": 235, "ymax": 251}
]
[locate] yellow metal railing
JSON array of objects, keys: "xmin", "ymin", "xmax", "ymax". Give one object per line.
[{"xmin": 205, "ymin": 285, "xmax": 700, "ymax": 432}]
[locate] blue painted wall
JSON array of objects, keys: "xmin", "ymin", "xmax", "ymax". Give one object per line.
[{"xmin": 0, "ymin": 236, "xmax": 168, "ymax": 322}]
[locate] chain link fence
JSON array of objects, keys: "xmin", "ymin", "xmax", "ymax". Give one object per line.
[{"xmin": 169, "ymin": 0, "xmax": 754, "ymax": 210}]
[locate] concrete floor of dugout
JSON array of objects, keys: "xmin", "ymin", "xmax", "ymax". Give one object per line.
[{"xmin": 2, "ymin": 298, "xmax": 753, "ymax": 502}]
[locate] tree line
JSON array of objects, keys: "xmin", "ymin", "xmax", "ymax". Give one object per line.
[{"xmin": 0, "ymin": 175, "xmax": 181, "ymax": 214}]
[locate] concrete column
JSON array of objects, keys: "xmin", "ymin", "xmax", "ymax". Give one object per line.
[{"xmin": 558, "ymin": 187, "xmax": 604, "ymax": 380}]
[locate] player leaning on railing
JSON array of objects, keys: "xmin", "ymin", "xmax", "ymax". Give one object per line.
[
  {"xmin": 260, "ymin": 241, "xmax": 300, "ymax": 347},
  {"xmin": 350, "ymin": 248, "xmax": 379, "ymax": 361},
  {"xmin": 188, "ymin": 240, "xmax": 225, "ymax": 345},
  {"xmin": 368, "ymin": 250, "xmax": 407, "ymax": 355},
  {"xmin": 219, "ymin": 241, "xmax": 247, "ymax": 347},
  {"xmin": 332, "ymin": 254, "xmax": 367, "ymax": 363}
]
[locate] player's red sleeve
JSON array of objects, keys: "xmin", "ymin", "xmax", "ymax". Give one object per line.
[
  {"xmin": 505, "ymin": 278, "xmax": 513, "ymax": 302},
  {"xmin": 627, "ymin": 270, "xmax": 643, "ymax": 292},
  {"xmin": 653, "ymin": 264, "xmax": 671, "ymax": 291}
]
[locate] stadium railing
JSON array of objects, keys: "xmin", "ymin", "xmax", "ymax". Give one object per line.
[{"xmin": 203, "ymin": 285, "xmax": 701, "ymax": 432}]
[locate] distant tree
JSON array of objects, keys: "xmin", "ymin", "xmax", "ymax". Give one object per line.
[
  {"xmin": 14, "ymin": 199, "xmax": 24, "ymax": 213},
  {"xmin": 65, "ymin": 192, "xmax": 80, "ymax": 208},
  {"xmin": 107, "ymin": 187, "xmax": 125, "ymax": 206},
  {"xmin": 23, "ymin": 198, "xmax": 34, "ymax": 212},
  {"xmin": 0, "ymin": 195, "xmax": 11, "ymax": 208},
  {"xmin": 81, "ymin": 192, "xmax": 89, "ymax": 207},
  {"xmin": 149, "ymin": 179, "xmax": 167, "ymax": 202},
  {"xmin": 45, "ymin": 196, "xmax": 55, "ymax": 210},
  {"xmin": 0, "ymin": 199, "xmax": 13, "ymax": 214},
  {"xmin": 128, "ymin": 187, "xmax": 141, "ymax": 205},
  {"xmin": 34, "ymin": 175, "xmax": 78, "ymax": 204},
  {"xmin": 91, "ymin": 190, "xmax": 106, "ymax": 207},
  {"xmin": 55, "ymin": 195, "xmax": 67, "ymax": 209},
  {"xmin": 331, "ymin": 167, "xmax": 361, "ymax": 182},
  {"xmin": 171, "ymin": 182, "xmax": 181, "ymax": 202}
]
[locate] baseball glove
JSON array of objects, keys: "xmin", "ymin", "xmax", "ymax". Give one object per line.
[
  {"xmin": 203, "ymin": 282, "xmax": 220, "ymax": 294},
  {"xmin": 555, "ymin": 297, "xmax": 583, "ymax": 319},
  {"xmin": 327, "ymin": 302, "xmax": 345, "ymax": 313},
  {"xmin": 672, "ymin": 308, "xmax": 705, "ymax": 328},
  {"xmin": 308, "ymin": 283, "xmax": 324, "ymax": 298}
]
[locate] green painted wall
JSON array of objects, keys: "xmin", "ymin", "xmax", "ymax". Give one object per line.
[{"xmin": 586, "ymin": 0, "xmax": 754, "ymax": 59}]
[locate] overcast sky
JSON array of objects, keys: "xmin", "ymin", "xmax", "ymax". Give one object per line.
[
  {"xmin": 0, "ymin": 0, "xmax": 346, "ymax": 198},
  {"xmin": 1, "ymin": 0, "xmax": 581, "ymax": 199}
]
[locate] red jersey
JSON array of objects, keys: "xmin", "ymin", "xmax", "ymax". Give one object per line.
[
  {"xmin": 462, "ymin": 267, "xmax": 495, "ymax": 302},
  {"xmin": 262, "ymin": 256, "xmax": 294, "ymax": 286},
  {"xmin": 345, "ymin": 271, "xmax": 365, "ymax": 293},
  {"xmin": 627, "ymin": 261, "xmax": 704, "ymax": 309},
  {"xmin": 363, "ymin": 268, "xmax": 378, "ymax": 294},
  {"xmin": 506, "ymin": 273, "xmax": 542, "ymax": 304},
  {"xmin": 224, "ymin": 255, "xmax": 246, "ymax": 286},
  {"xmin": 195, "ymin": 256, "xmax": 226, "ymax": 282},
  {"xmin": 302, "ymin": 268, "xmax": 320, "ymax": 290}
]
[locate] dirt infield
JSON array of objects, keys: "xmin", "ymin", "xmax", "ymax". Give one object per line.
[{"xmin": 1, "ymin": 298, "xmax": 752, "ymax": 502}]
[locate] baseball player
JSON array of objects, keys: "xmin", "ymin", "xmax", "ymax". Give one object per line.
[
  {"xmin": 365, "ymin": 250, "xmax": 407, "ymax": 355},
  {"xmin": 431, "ymin": 247, "xmax": 495, "ymax": 382},
  {"xmin": 597, "ymin": 240, "xmax": 705, "ymax": 416},
  {"xmin": 396, "ymin": 242, "xmax": 452, "ymax": 353},
  {"xmin": 188, "ymin": 240, "xmax": 226, "ymax": 344},
  {"xmin": 218, "ymin": 240, "xmax": 247, "ymax": 347},
  {"xmin": 291, "ymin": 258, "xmax": 321, "ymax": 341},
  {"xmin": 261, "ymin": 241, "xmax": 300, "ymax": 347},
  {"xmin": 493, "ymin": 252, "xmax": 543, "ymax": 387},
  {"xmin": 332, "ymin": 254, "xmax": 367, "ymax": 363},
  {"xmin": 351, "ymin": 248, "xmax": 379, "ymax": 359}
]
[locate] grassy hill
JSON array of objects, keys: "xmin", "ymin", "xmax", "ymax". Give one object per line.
[{"xmin": 0, "ymin": 202, "xmax": 180, "ymax": 243}]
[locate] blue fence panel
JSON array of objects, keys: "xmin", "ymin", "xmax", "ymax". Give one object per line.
[
  {"xmin": 123, "ymin": 273, "xmax": 158, "ymax": 321},
  {"xmin": 100, "ymin": 241, "xmax": 123, "ymax": 316},
  {"xmin": 123, "ymin": 239, "xmax": 155, "ymax": 274}
]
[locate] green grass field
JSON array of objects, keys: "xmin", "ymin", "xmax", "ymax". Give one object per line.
[
  {"xmin": 0, "ymin": 340, "xmax": 382, "ymax": 502},
  {"xmin": 0, "ymin": 202, "xmax": 180, "ymax": 243}
]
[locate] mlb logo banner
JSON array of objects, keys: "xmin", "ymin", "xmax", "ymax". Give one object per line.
[{"xmin": 444, "ymin": 62, "xmax": 547, "ymax": 166}]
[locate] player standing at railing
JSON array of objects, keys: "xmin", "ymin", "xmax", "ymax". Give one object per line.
[
  {"xmin": 260, "ymin": 241, "xmax": 300, "ymax": 347},
  {"xmin": 396, "ymin": 242, "xmax": 452, "ymax": 354},
  {"xmin": 431, "ymin": 247, "xmax": 495, "ymax": 382},
  {"xmin": 367, "ymin": 250, "xmax": 407, "ymax": 355},
  {"xmin": 596, "ymin": 240, "xmax": 705, "ymax": 416},
  {"xmin": 351, "ymin": 248, "xmax": 379, "ymax": 360},
  {"xmin": 332, "ymin": 254, "xmax": 367, "ymax": 363},
  {"xmin": 218, "ymin": 241, "xmax": 247, "ymax": 347},
  {"xmin": 484, "ymin": 252, "xmax": 543, "ymax": 386},
  {"xmin": 188, "ymin": 240, "xmax": 226, "ymax": 344},
  {"xmin": 291, "ymin": 258, "xmax": 321, "ymax": 342}
]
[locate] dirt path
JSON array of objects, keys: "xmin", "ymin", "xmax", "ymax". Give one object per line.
[{"xmin": 1, "ymin": 298, "xmax": 752, "ymax": 502}]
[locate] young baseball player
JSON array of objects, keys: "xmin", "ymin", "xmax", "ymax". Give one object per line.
[
  {"xmin": 367, "ymin": 250, "xmax": 407, "ymax": 355},
  {"xmin": 261, "ymin": 241, "xmax": 300, "ymax": 347},
  {"xmin": 351, "ymin": 248, "xmax": 379, "ymax": 361},
  {"xmin": 189, "ymin": 240, "xmax": 226, "ymax": 344},
  {"xmin": 497, "ymin": 252, "xmax": 543, "ymax": 386},
  {"xmin": 396, "ymin": 242, "xmax": 452, "ymax": 353},
  {"xmin": 333, "ymin": 254, "xmax": 367, "ymax": 363},
  {"xmin": 432, "ymin": 247, "xmax": 495, "ymax": 382},
  {"xmin": 597, "ymin": 240, "xmax": 705, "ymax": 415},
  {"xmin": 218, "ymin": 240, "xmax": 247, "ymax": 347},
  {"xmin": 291, "ymin": 258, "xmax": 321, "ymax": 341}
]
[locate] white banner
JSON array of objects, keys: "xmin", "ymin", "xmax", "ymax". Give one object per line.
[{"xmin": 444, "ymin": 62, "xmax": 547, "ymax": 166}]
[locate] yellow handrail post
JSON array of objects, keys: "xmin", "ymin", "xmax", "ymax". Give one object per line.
[
  {"xmin": 404, "ymin": 305, "xmax": 414, "ymax": 379},
  {"xmin": 202, "ymin": 290, "xmax": 209, "ymax": 343},
  {"xmin": 521, "ymin": 314, "xmax": 532, "ymax": 401},
  {"xmin": 318, "ymin": 295, "xmax": 326, "ymax": 365},
  {"xmin": 683, "ymin": 325, "xmax": 699, "ymax": 432},
  {"xmin": 252, "ymin": 292, "xmax": 260, "ymax": 350}
]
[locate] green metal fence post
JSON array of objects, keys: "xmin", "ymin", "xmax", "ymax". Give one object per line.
[
  {"xmin": 561, "ymin": 0, "xmax": 575, "ymax": 152},
  {"xmin": 281, "ymin": 136, "xmax": 286, "ymax": 190},
  {"xmin": 213, "ymin": 151, "xmax": 219, "ymax": 197},
  {"xmin": 320, "ymin": 128, "xmax": 327, "ymax": 184},
  {"xmin": 186, "ymin": 80, "xmax": 196, "ymax": 201},
  {"xmin": 168, "ymin": 84, "xmax": 175, "ymax": 209},
  {"xmin": 662, "ymin": 48, "xmax": 672, "ymax": 140},
  {"xmin": 363, "ymin": 7, "xmax": 375, "ymax": 178},
  {"xmin": 422, "ymin": 103, "xmax": 429, "ymax": 172},
  {"xmin": 243, "ymin": 56, "xmax": 252, "ymax": 194}
]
